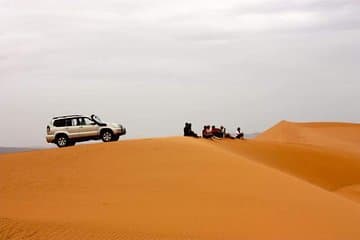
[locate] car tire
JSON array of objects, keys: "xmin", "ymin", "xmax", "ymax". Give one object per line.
[
  {"xmin": 101, "ymin": 130, "xmax": 113, "ymax": 142},
  {"xmin": 55, "ymin": 134, "xmax": 69, "ymax": 148}
]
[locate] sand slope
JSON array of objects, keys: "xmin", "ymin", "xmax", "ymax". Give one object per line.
[
  {"xmin": 256, "ymin": 120, "xmax": 360, "ymax": 154},
  {"xmin": 238, "ymin": 121, "xmax": 360, "ymax": 202},
  {"xmin": 1, "ymin": 136, "xmax": 360, "ymax": 239},
  {"xmin": 219, "ymin": 140, "xmax": 360, "ymax": 191}
]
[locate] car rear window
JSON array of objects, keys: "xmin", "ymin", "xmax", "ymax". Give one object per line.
[
  {"xmin": 53, "ymin": 119, "xmax": 65, "ymax": 127},
  {"xmin": 53, "ymin": 118, "xmax": 74, "ymax": 127}
]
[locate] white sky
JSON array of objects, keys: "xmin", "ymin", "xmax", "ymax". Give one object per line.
[{"xmin": 0, "ymin": 0, "xmax": 360, "ymax": 147}]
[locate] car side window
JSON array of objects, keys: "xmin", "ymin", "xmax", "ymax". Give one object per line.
[
  {"xmin": 71, "ymin": 118, "xmax": 78, "ymax": 126},
  {"xmin": 65, "ymin": 119, "xmax": 73, "ymax": 127},
  {"xmin": 78, "ymin": 118, "xmax": 86, "ymax": 126},
  {"xmin": 84, "ymin": 118, "xmax": 95, "ymax": 125}
]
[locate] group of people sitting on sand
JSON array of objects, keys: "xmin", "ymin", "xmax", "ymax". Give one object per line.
[{"xmin": 184, "ymin": 122, "xmax": 244, "ymax": 139}]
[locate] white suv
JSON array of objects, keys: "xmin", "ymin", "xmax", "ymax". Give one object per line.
[{"xmin": 46, "ymin": 114, "xmax": 126, "ymax": 147}]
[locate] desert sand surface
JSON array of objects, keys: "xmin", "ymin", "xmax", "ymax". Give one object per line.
[{"xmin": 1, "ymin": 122, "xmax": 360, "ymax": 239}]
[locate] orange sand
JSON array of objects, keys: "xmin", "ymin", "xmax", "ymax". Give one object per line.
[
  {"xmin": 1, "ymin": 122, "xmax": 360, "ymax": 239},
  {"xmin": 256, "ymin": 120, "xmax": 360, "ymax": 154}
]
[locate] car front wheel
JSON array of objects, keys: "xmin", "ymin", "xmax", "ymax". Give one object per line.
[{"xmin": 101, "ymin": 130, "xmax": 113, "ymax": 142}]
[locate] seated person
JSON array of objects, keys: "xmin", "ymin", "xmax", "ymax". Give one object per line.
[
  {"xmin": 222, "ymin": 126, "xmax": 235, "ymax": 139},
  {"xmin": 184, "ymin": 122, "xmax": 199, "ymax": 138},
  {"xmin": 202, "ymin": 125, "xmax": 213, "ymax": 139},
  {"xmin": 211, "ymin": 125, "xmax": 223, "ymax": 138},
  {"xmin": 236, "ymin": 127, "xmax": 245, "ymax": 139},
  {"xmin": 220, "ymin": 126, "xmax": 226, "ymax": 138},
  {"xmin": 184, "ymin": 122, "xmax": 190, "ymax": 136}
]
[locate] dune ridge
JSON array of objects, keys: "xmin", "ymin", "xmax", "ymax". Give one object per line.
[
  {"xmin": 218, "ymin": 139, "xmax": 360, "ymax": 189},
  {"xmin": 1, "ymin": 122, "xmax": 360, "ymax": 239},
  {"xmin": 255, "ymin": 120, "xmax": 360, "ymax": 154},
  {"xmin": 247, "ymin": 121, "xmax": 360, "ymax": 202}
]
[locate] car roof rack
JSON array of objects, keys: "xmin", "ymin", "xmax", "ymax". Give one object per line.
[{"xmin": 53, "ymin": 115, "xmax": 84, "ymax": 120}]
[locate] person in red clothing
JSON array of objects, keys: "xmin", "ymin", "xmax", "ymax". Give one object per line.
[
  {"xmin": 211, "ymin": 125, "xmax": 223, "ymax": 138},
  {"xmin": 202, "ymin": 125, "xmax": 213, "ymax": 139}
]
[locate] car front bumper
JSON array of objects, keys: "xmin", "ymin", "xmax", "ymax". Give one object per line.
[{"xmin": 114, "ymin": 128, "xmax": 126, "ymax": 136}]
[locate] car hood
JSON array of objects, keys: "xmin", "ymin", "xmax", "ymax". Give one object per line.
[{"xmin": 106, "ymin": 122, "xmax": 123, "ymax": 128}]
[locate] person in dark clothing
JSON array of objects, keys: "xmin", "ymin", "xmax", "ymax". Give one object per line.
[
  {"xmin": 236, "ymin": 127, "xmax": 245, "ymax": 139},
  {"xmin": 184, "ymin": 122, "xmax": 199, "ymax": 138},
  {"xmin": 220, "ymin": 126, "xmax": 226, "ymax": 138},
  {"xmin": 202, "ymin": 125, "xmax": 213, "ymax": 139},
  {"xmin": 184, "ymin": 122, "xmax": 190, "ymax": 136}
]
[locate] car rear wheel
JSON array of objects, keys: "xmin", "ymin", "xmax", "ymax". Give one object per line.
[
  {"xmin": 56, "ymin": 135, "xmax": 69, "ymax": 148},
  {"xmin": 101, "ymin": 130, "xmax": 113, "ymax": 142}
]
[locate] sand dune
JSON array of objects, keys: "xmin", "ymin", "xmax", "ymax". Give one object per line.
[
  {"xmin": 1, "ymin": 130, "xmax": 360, "ymax": 239},
  {"xmin": 337, "ymin": 185, "xmax": 360, "ymax": 203},
  {"xmin": 242, "ymin": 121, "xmax": 360, "ymax": 202},
  {"xmin": 218, "ymin": 139, "xmax": 360, "ymax": 202},
  {"xmin": 256, "ymin": 120, "xmax": 360, "ymax": 154}
]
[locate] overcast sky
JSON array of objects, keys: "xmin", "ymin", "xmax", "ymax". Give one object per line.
[{"xmin": 1, "ymin": 0, "xmax": 360, "ymax": 147}]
